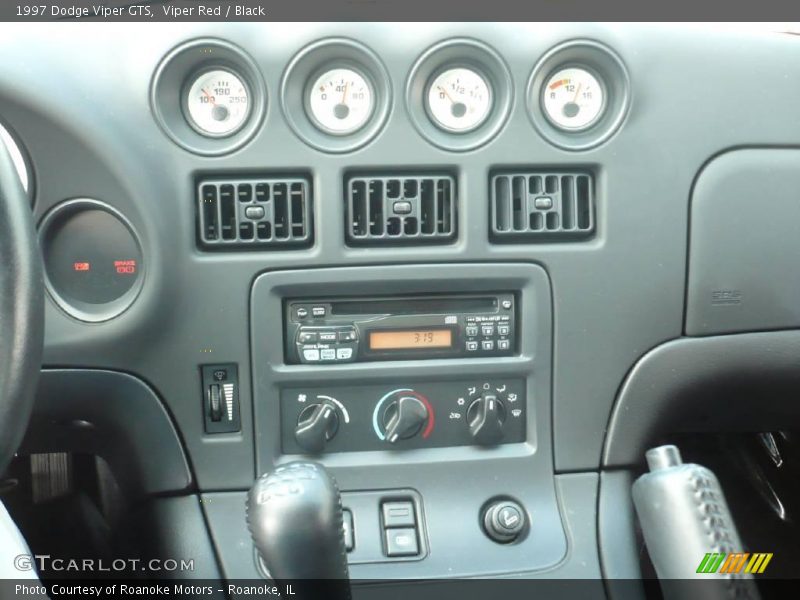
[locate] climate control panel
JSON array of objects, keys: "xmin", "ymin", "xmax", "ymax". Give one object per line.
[{"xmin": 280, "ymin": 379, "xmax": 526, "ymax": 454}]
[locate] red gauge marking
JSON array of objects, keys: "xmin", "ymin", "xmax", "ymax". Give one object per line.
[
  {"xmin": 73, "ymin": 262, "xmax": 90, "ymax": 272},
  {"xmin": 549, "ymin": 79, "xmax": 569, "ymax": 90},
  {"xmin": 407, "ymin": 390, "xmax": 435, "ymax": 439}
]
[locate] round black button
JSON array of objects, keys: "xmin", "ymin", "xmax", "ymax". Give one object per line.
[{"xmin": 483, "ymin": 499, "xmax": 526, "ymax": 543}]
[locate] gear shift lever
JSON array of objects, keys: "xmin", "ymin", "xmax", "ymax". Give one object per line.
[{"xmin": 247, "ymin": 461, "xmax": 350, "ymax": 599}]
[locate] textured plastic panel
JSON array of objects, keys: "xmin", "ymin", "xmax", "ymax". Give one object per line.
[
  {"xmin": 687, "ymin": 149, "xmax": 800, "ymax": 335},
  {"xmin": 197, "ymin": 176, "xmax": 312, "ymax": 249},
  {"xmin": 346, "ymin": 174, "xmax": 456, "ymax": 244},
  {"xmin": 490, "ymin": 171, "xmax": 594, "ymax": 241}
]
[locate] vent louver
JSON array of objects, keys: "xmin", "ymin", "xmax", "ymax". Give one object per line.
[
  {"xmin": 197, "ymin": 176, "xmax": 312, "ymax": 249},
  {"xmin": 346, "ymin": 174, "xmax": 456, "ymax": 245},
  {"xmin": 490, "ymin": 172, "xmax": 594, "ymax": 242}
]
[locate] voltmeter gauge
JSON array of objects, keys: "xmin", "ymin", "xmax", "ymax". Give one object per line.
[
  {"xmin": 185, "ymin": 68, "xmax": 251, "ymax": 137},
  {"xmin": 307, "ymin": 67, "xmax": 375, "ymax": 135},
  {"xmin": 542, "ymin": 67, "xmax": 605, "ymax": 131},
  {"xmin": 426, "ymin": 67, "xmax": 492, "ymax": 133}
]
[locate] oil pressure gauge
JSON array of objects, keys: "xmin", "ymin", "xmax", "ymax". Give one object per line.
[
  {"xmin": 426, "ymin": 67, "xmax": 492, "ymax": 133},
  {"xmin": 541, "ymin": 67, "xmax": 605, "ymax": 131},
  {"xmin": 307, "ymin": 67, "xmax": 375, "ymax": 135},
  {"xmin": 185, "ymin": 68, "xmax": 251, "ymax": 137}
]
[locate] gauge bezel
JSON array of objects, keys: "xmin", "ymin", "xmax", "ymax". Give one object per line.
[
  {"xmin": 282, "ymin": 38, "xmax": 392, "ymax": 153},
  {"xmin": 303, "ymin": 63, "xmax": 377, "ymax": 137},
  {"xmin": 540, "ymin": 64, "xmax": 608, "ymax": 133},
  {"xmin": 527, "ymin": 39, "xmax": 630, "ymax": 151},
  {"xmin": 406, "ymin": 38, "xmax": 512, "ymax": 152},
  {"xmin": 424, "ymin": 64, "xmax": 494, "ymax": 135},
  {"xmin": 38, "ymin": 198, "xmax": 145, "ymax": 323},
  {"xmin": 182, "ymin": 66, "xmax": 253, "ymax": 139},
  {"xmin": 151, "ymin": 38, "xmax": 267, "ymax": 156}
]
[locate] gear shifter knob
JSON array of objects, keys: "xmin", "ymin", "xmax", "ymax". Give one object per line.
[{"xmin": 247, "ymin": 461, "xmax": 350, "ymax": 598}]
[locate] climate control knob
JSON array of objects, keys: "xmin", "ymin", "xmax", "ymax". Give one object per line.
[
  {"xmin": 467, "ymin": 393, "xmax": 506, "ymax": 446},
  {"xmin": 295, "ymin": 401, "xmax": 340, "ymax": 454},
  {"xmin": 382, "ymin": 395, "xmax": 429, "ymax": 443}
]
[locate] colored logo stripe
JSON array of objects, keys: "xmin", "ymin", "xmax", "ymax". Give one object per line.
[{"xmin": 696, "ymin": 552, "xmax": 773, "ymax": 574}]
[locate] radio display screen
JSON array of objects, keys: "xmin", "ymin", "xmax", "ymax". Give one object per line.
[{"xmin": 369, "ymin": 329, "xmax": 453, "ymax": 350}]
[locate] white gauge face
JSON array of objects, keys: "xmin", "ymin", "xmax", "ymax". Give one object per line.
[
  {"xmin": 542, "ymin": 67, "xmax": 605, "ymax": 131},
  {"xmin": 307, "ymin": 68, "xmax": 375, "ymax": 135},
  {"xmin": 426, "ymin": 67, "xmax": 492, "ymax": 133},
  {"xmin": 185, "ymin": 69, "xmax": 251, "ymax": 137}
]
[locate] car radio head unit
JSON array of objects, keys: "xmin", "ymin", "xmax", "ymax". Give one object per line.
[{"xmin": 284, "ymin": 293, "xmax": 516, "ymax": 364}]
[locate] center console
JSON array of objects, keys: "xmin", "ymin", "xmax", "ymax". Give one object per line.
[{"xmin": 202, "ymin": 262, "xmax": 567, "ymax": 579}]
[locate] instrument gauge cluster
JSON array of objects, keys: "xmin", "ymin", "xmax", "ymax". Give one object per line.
[{"xmin": 152, "ymin": 37, "xmax": 630, "ymax": 154}]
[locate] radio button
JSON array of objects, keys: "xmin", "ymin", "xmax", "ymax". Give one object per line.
[
  {"xmin": 338, "ymin": 330, "xmax": 357, "ymax": 342},
  {"xmin": 481, "ymin": 325, "xmax": 495, "ymax": 337},
  {"xmin": 466, "ymin": 325, "xmax": 479, "ymax": 337},
  {"xmin": 298, "ymin": 331, "xmax": 318, "ymax": 344},
  {"xmin": 497, "ymin": 325, "xmax": 510, "ymax": 336},
  {"xmin": 296, "ymin": 307, "xmax": 309, "ymax": 319},
  {"xmin": 497, "ymin": 339, "xmax": 510, "ymax": 351},
  {"xmin": 318, "ymin": 331, "xmax": 338, "ymax": 342},
  {"xmin": 320, "ymin": 349, "xmax": 336, "ymax": 360},
  {"xmin": 303, "ymin": 349, "xmax": 320, "ymax": 361},
  {"xmin": 312, "ymin": 306, "xmax": 327, "ymax": 318},
  {"xmin": 466, "ymin": 341, "xmax": 479, "ymax": 352},
  {"xmin": 336, "ymin": 348, "xmax": 353, "ymax": 360},
  {"xmin": 481, "ymin": 340, "xmax": 495, "ymax": 351}
]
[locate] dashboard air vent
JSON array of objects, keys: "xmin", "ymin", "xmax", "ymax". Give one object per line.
[
  {"xmin": 490, "ymin": 172, "xmax": 594, "ymax": 242},
  {"xmin": 197, "ymin": 176, "xmax": 312, "ymax": 249},
  {"xmin": 346, "ymin": 174, "xmax": 456, "ymax": 245}
]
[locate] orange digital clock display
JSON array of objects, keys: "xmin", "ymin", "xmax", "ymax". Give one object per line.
[{"xmin": 369, "ymin": 329, "xmax": 452, "ymax": 350}]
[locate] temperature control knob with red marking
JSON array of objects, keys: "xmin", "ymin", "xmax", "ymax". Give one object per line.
[{"xmin": 382, "ymin": 395, "xmax": 430, "ymax": 443}]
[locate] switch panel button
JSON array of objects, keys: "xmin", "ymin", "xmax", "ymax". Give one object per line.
[
  {"xmin": 382, "ymin": 501, "xmax": 416, "ymax": 528},
  {"xmin": 384, "ymin": 527, "xmax": 419, "ymax": 557}
]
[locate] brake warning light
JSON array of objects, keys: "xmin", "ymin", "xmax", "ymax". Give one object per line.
[
  {"xmin": 73, "ymin": 262, "xmax": 90, "ymax": 271},
  {"xmin": 114, "ymin": 259, "xmax": 137, "ymax": 275}
]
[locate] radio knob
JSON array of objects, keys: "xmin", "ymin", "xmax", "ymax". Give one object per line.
[
  {"xmin": 382, "ymin": 395, "xmax": 429, "ymax": 443},
  {"xmin": 295, "ymin": 401, "xmax": 340, "ymax": 454},
  {"xmin": 467, "ymin": 394, "xmax": 506, "ymax": 446}
]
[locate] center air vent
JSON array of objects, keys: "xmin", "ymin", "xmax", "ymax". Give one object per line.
[
  {"xmin": 490, "ymin": 171, "xmax": 594, "ymax": 242},
  {"xmin": 346, "ymin": 175, "xmax": 456, "ymax": 245},
  {"xmin": 197, "ymin": 176, "xmax": 312, "ymax": 250}
]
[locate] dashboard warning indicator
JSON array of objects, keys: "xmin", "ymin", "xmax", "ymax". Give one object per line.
[
  {"xmin": 114, "ymin": 259, "xmax": 137, "ymax": 274},
  {"xmin": 73, "ymin": 261, "xmax": 90, "ymax": 271}
]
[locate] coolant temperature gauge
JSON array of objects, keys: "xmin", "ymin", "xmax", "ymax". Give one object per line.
[
  {"xmin": 426, "ymin": 67, "xmax": 492, "ymax": 133},
  {"xmin": 542, "ymin": 67, "xmax": 605, "ymax": 131},
  {"xmin": 185, "ymin": 68, "xmax": 251, "ymax": 137},
  {"xmin": 307, "ymin": 67, "xmax": 375, "ymax": 135}
]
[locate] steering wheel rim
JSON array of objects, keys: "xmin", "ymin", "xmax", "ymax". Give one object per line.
[{"xmin": 0, "ymin": 138, "xmax": 43, "ymax": 475}]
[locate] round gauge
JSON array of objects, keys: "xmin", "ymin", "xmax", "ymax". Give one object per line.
[
  {"xmin": 39, "ymin": 199, "xmax": 144, "ymax": 322},
  {"xmin": 541, "ymin": 67, "xmax": 605, "ymax": 131},
  {"xmin": 307, "ymin": 67, "xmax": 375, "ymax": 135},
  {"xmin": 426, "ymin": 67, "xmax": 492, "ymax": 133},
  {"xmin": 185, "ymin": 68, "xmax": 251, "ymax": 137}
]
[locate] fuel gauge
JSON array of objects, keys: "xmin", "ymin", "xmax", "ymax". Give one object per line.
[{"xmin": 426, "ymin": 67, "xmax": 492, "ymax": 133}]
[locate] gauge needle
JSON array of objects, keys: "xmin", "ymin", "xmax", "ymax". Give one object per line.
[
  {"xmin": 438, "ymin": 86, "xmax": 456, "ymax": 104},
  {"xmin": 201, "ymin": 88, "xmax": 216, "ymax": 106},
  {"xmin": 341, "ymin": 82, "xmax": 349, "ymax": 105},
  {"xmin": 572, "ymin": 83, "xmax": 582, "ymax": 103}
]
